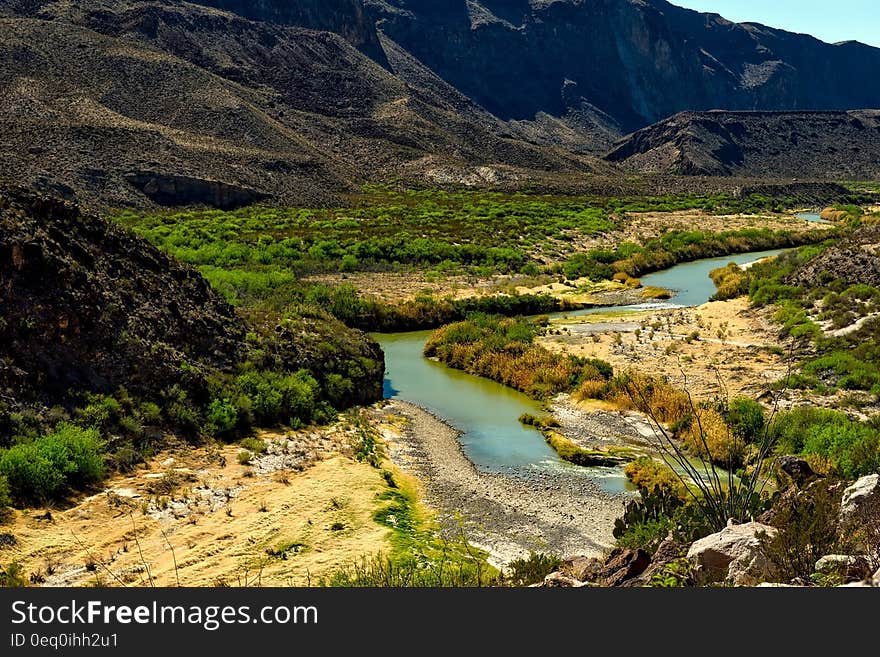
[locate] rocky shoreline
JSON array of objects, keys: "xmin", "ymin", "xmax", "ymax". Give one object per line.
[{"xmin": 372, "ymin": 400, "xmax": 629, "ymax": 566}]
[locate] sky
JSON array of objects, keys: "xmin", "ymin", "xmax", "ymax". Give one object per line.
[{"xmin": 671, "ymin": 1, "xmax": 880, "ymax": 48}]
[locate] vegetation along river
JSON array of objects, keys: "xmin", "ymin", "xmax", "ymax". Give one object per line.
[{"xmin": 375, "ymin": 248, "xmax": 788, "ymax": 493}]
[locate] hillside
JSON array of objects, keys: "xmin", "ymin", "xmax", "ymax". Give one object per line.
[
  {"xmin": 0, "ymin": 188, "xmax": 383, "ymax": 440},
  {"xmin": 1, "ymin": 0, "xmax": 879, "ymax": 209},
  {"xmin": 605, "ymin": 110, "xmax": 880, "ymax": 178},
  {"xmin": 0, "ymin": 1, "xmax": 597, "ymax": 209}
]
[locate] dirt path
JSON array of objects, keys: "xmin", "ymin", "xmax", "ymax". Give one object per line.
[{"xmin": 372, "ymin": 400, "xmax": 627, "ymax": 566}]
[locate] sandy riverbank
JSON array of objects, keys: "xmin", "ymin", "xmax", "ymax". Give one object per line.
[{"xmin": 372, "ymin": 400, "xmax": 627, "ymax": 566}]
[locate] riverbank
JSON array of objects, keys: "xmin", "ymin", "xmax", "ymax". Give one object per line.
[
  {"xmin": 371, "ymin": 400, "xmax": 627, "ymax": 565},
  {"xmin": 541, "ymin": 297, "xmax": 787, "ymax": 400}
]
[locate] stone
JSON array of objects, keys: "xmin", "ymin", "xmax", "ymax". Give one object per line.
[
  {"xmin": 778, "ymin": 455, "xmax": 817, "ymax": 486},
  {"xmin": 623, "ymin": 536, "xmax": 688, "ymax": 587},
  {"xmin": 814, "ymin": 555, "xmax": 872, "ymax": 582},
  {"xmin": 687, "ymin": 522, "xmax": 778, "ymax": 586},
  {"xmin": 873, "ymin": 567, "xmax": 880, "ymax": 587},
  {"xmin": 840, "ymin": 474, "xmax": 880, "ymax": 521},
  {"xmin": 560, "ymin": 556, "xmax": 603, "ymax": 583},
  {"xmin": 541, "ymin": 571, "xmax": 588, "ymax": 588},
  {"xmin": 599, "ymin": 548, "xmax": 651, "ymax": 587}
]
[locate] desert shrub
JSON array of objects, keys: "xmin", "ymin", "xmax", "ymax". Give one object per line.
[
  {"xmin": 760, "ymin": 480, "xmax": 843, "ymax": 582},
  {"xmin": 624, "ymin": 458, "xmax": 686, "ymax": 498},
  {"xmin": 647, "ymin": 558, "xmax": 693, "ymax": 587},
  {"xmin": 0, "ymin": 475, "xmax": 11, "ymax": 511},
  {"xmin": 0, "ymin": 424, "xmax": 105, "ymax": 505},
  {"xmin": 611, "ymin": 373, "xmax": 691, "ymax": 425},
  {"xmin": 320, "ymin": 552, "xmax": 496, "ymax": 587},
  {"xmin": 234, "ymin": 369, "xmax": 320, "ymax": 426},
  {"xmin": 207, "ymin": 398, "xmax": 239, "ymax": 439},
  {"xmin": 505, "ymin": 553, "xmax": 562, "ymax": 586},
  {"xmin": 0, "ymin": 561, "xmax": 28, "ymax": 587},
  {"xmin": 769, "ymin": 407, "xmax": 880, "ymax": 478},
  {"xmin": 613, "ymin": 486, "xmax": 683, "ymax": 552},
  {"xmin": 726, "ymin": 397, "xmax": 766, "ymax": 444},
  {"xmin": 240, "ymin": 437, "xmax": 267, "ymax": 454},
  {"xmin": 237, "ymin": 450, "xmax": 253, "ymax": 465},
  {"xmin": 683, "ymin": 407, "xmax": 746, "ymax": 469}
]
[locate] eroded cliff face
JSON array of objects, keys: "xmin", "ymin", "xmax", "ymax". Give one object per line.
[
  {"xmin": 365, "ymin": 0, "xmax": 880, "ymax": 132},
  {"xmin": 193, "ymin": 0, "xmax": 387, "ymax": 63}
]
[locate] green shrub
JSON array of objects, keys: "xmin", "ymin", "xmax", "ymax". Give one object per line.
[
  {"xmin": 240, "ymin": 437, "xmax": 267, "ymax": 454},
  {"xmin": 0, "ymin": 474, "xmax": 11, "ymax": 510},
  {"xmin": 0, "ymin": 561, "xmax": 28, "ymax": 587},
  {"xmin": 505, "ymin": 553, "xmax": 562, "ymax": 586},
  {"xmin": 770, "ymin": 407, "xmax": 880, "ymax": 478},
  {"xmin": 726, "ymin": 397, "xmax": 765, "ymax": 444},
  {"xmin": 0, "ymin": 443, "xmax": 64, "ymax": 504},
  {"xmin": 207, "ymin": 398, "xmax": 239, "ymax": 438},
  {"xmin": 0, "ymin": 424, "xmax": 105, "ymax": 505}
]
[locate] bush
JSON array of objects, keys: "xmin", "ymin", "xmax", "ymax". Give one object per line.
[
  {"xmin": 240, "ymin": 437, "xmax": 267, "ymax": 454},
  {"xmin": 624, "ymin": 458, "xmax": 686, "ymax": 498},
  {"xmin": 760, "ymin": 480, "xmax": 843, "ymax": 582},
  {"xmin": 769, "ymin": 407, "xmax": 880, "ymax": 478},
  {"xmin": 0, "ymin": 561, "xmax": 28, "ymax": 587},
  {"xmin": 505, "ymin": 553, "xmax": 562, "ymax": 586},
  {"xmin": 0, "ymin": 424, "xmax": 105, "ymax": 505},
  {"xmin": 0, "ymin": 474, "xmax": 11, "ymax": 511},
  {"xmin": 726, "ymin": 397, "xmax": 765, "ymax": 444},
  {"xmin": 613, "ymin": 486, "xmax": 683, "ymax": 552},
  {"xmin": 207, "ymin": 398, "xmax": 239, "ymax": 439}
]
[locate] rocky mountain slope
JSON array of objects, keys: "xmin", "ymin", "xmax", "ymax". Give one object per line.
[
  {"xmin": 606, "ymin": 110, "xmax": 880, "ymax": 178},
  {"xmin": 0, "ymin": 1, "xmax": 597, "ymax": 208},
  {"xmin": 1, "ymin": 0, "xmax": 879, "ymax": 208},
  {"xmin": 366, "ymin": 0, "xmax": 880, "ymax": 135},
  {"xmin": 0, "ymin": 188, "xmax": 383, "ymax": 428}
]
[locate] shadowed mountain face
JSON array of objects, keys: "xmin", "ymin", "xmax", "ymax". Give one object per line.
[
  {"xmin": 366, "ymin": 0, "xmax": 880, "ymax": 133},
  {"xmin": 0, "ymin": 0, "xmax": 878, "ymax": 208}
]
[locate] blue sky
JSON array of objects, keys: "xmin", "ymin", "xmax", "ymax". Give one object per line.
[{"xmin": 671, "ymin": 1, "xmax": 880, "ymax": 47}]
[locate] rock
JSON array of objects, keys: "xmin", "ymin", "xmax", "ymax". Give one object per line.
[
  {"xmin": 814, "ymin": 555, "xmax": 872, "ymax": 582},
  {"xmin": 598, "ymin": 548, "xmax": 651, "ymax": 587},
  {"xmin": 541, "ymin": 571, "xmax": 589, "ymax": 588},
  {"xmin": 873, "ymin": 567, "xmax": 880, "ymax": 587},
  {"xmin": 840, "ymin": 474, "xmax": 880, "ymax": 521},
  {"xmin": 560, "ymin": 556, "xmax": 603, "ymax": 583},
  {"xmin": 626, "ymin": 536, "xmax": 688, "ymax": 586},
  {"xmin": 687, "ymin": 522, "xmax": 778, "ymax": 586},
  {"xmin": 778, "ymin": 455, "xmax": 817, "ymax": 486}
]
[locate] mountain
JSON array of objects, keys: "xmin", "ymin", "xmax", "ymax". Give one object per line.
[
  {"xmin": 605, "ymin": 110, "xmax": 880, "ymax": 178},
  {"xmin": 366, "ymin": 0, "xmax": 880, "ymax": 134},
  {"xmin": 1, "ymin": 0, "xmax": 879, "ymax": 208},
  {"xmin": 0, "ymin": 0, "xmax": 598, "ymax": 209}
]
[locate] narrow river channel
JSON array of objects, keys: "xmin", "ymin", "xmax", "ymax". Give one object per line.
[{"xmin": 375, "ymin": 248, "xmax": 788, "ymax": 493}]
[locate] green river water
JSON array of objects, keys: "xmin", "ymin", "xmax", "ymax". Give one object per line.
[{"xmin": 375, "ymin": 248, "xmax": 788, "ymax": 493}]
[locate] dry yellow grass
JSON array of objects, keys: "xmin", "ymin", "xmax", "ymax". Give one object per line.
[{"xmin": 0, "ymin": 438, "xmax": 394, "ymax": 587}]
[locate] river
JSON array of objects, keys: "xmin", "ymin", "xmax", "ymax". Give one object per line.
[{"xmin": 375, "ymin": 248, "xmax": 788, "ymax": 493}]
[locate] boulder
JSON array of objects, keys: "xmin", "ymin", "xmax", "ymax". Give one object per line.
[
  {"xmin": 599, "ymin": 548, "xmax": 651, "ymax": 586},
  {"xmin": 687, "ymin": 521, "xmax": 778, "ymax": 586},
  {"xmin": 778, "ymin": 455, "xmax": 818, "ymax": 486},
  {"xmin": 623, "ymin": 536, "xmax": 688, "ymax": 587},
  {"xmin": 559, "ymin": 556, "xmax": 603, "ymax": 583},
  {"xmin": 814, "ymin": 555, "xmax": 872, "ymax": 582},
  {"xmin": 540, "ymin": 571, "xmax": 589, "ymax": 588},
  {"xmin": 840, "ymin": 474, "xmax": 880, "ymax": 521}
]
